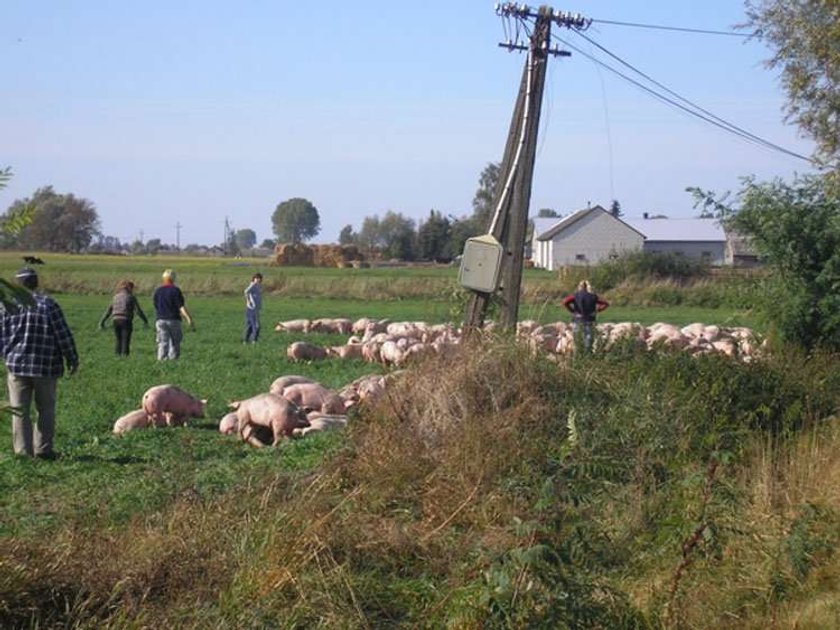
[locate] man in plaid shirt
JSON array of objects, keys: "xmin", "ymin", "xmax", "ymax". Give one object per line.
[{"xmin": 0, "ymin": 267, "xmax": 78, "ymax": 458}]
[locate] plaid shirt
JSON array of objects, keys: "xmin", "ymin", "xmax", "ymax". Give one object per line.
[{"xmin": 0, "ymin": 292, "xmax": 79, "ymax": 378}]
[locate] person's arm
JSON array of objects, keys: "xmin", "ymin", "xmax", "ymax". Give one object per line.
[
  {"xmin": 48, "ymin": 300, "xmax": 79, "ymax": 374},
  {"xmin": 596, "ymin": 296, "xmax": 609, "ymax": 312},
  {"xmin": 562, "ymin": 294, "xmax": 577, "ymax": 313},
  {"xmin": 98, "ymin": 305, "xmax": 113, "ymax": 329},
  {"xmin": 180, "ymin": 305, "xmax": 195, "ymax": 330},
  {"xmin": 133, "ymin": 296, "xmax": 149, "ymax": 326}
]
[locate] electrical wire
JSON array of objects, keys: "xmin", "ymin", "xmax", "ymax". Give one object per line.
[
  {"xmin": 591, "ymin": 19, "xmax": 752, "ymax": 38},
  {"xmin": 552, "ymin": 32, "xmax": 813, "ymax": 163},
  {"xmin": 571, "ymin": 28, "xmax": 790, "ymax": 156}
]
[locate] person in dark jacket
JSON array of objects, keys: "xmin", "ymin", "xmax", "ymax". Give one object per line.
[
  {"xmin": 99, "ymin": 280, "xmax": 149, "ymax": 356},
  {"xmin": 562, "ymin": 280, "xmax": 609, "ymax": 352},
  {"xmin": 0, "ymin": 267, "xmax": 78, "ymax": 458},
  {"xmin": 152, "ymin": 269, "xmax": 195, "ymax": 360}
]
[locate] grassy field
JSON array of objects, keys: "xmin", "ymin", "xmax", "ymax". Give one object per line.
[{"xmin": 6, "ymin": 253, "xmax": 829, "ymax": 629}]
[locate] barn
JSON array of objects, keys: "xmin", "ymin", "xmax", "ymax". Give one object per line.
[{"xmin": 531, "ymin": 206, "xmax": 729, "ymax": 270}]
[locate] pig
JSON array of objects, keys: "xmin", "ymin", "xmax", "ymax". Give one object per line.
[
  {"xmin": 229, "ymin": 393, "xmax": 309, "ymax": 447},
  {"xmin": 269, "ymin": 374, "xmax": 315, "ymax": 395},
  {"xmin": 275, "ymin": 319, "xmax": 311, "ymax": 333},
  {"xmin": 280, "ymin": 382, "xmax": 346, "ymax": 415},
  {"xmin": 219, "ymin": 411, "xmax": 239, "ymax": 435},
  {"xmin": 292, "ymin": 412, "xmax": 348, "ymax": 438},
  {"xmin": 328, "ymin": 343, "xmax": 364, "ymax": 360},
  {"xmin": 142, "ymin": 384, "xmax": 206, "ymax": 427},
  {"xmin": 286, "ymin": 341, "xmax": 328, "ymax": 362},
  {"xmin": 112, "ymin": 409, "xmax": 152, "ymax": 435}
]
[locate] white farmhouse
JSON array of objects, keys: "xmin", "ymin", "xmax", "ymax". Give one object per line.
[
  {"xmin": 531, "ymin": 205, "xmax": 644, "ymax": 271},
  {"xmin": 531, "ymin": 206, "xmax": 728, "ymax": 271}
]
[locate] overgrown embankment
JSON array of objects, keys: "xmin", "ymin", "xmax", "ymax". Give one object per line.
[{"xmin": 2, "ymin": 339, "xmax": 838, "ymax": 629}]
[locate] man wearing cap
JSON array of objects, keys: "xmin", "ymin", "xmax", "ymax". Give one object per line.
[
  {"xmin": 152, "ymin": 269, "xmax": 195, "ymax": 360},
  {"xmin": 0, "ymin": 267, "xmax": 79, "ymax": 459}
]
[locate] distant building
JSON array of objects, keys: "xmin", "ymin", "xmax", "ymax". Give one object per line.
[
  {"xmin": 531, "ymin": 206, "xmax": 731, "ymax": 270},
  {"xmin": 531, "ymin": 205, "xmax": 644, "ymax": 271}
]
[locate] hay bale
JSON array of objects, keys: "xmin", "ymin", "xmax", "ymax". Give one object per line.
[{"xmin": 272, "ymin": 243, "xmax": 314, "ymax": 267}]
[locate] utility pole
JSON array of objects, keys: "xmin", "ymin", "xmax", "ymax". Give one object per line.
[
  {"xmin": 175, "ymin": 222, "xmax": 182, "ymax": 250},
  {"xmin": 463, "ymin": 4, "xmax": 589, "ymax": 332},
  {"xmin": 223, "ymin": 217, "xmax": 231, "ymax": 256}
]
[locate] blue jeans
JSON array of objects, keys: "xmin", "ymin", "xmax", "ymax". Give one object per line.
[
  {"xmin": 243, "ymin": 309, "xmax": 260, "ymax": 343},
  {"xmin": 573, "ymin": 320, "xmax": 595, "ymax": 352}
]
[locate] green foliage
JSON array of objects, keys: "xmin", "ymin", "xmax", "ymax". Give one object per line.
[
  {"xmin": 357, "ymin": 210, "xmax": 417, "ymax": 260},
  {"xmin": 745, "ymin": 0, "xmax": 840, "ymax": 172},
  {"xmin": 338, "ymin": 223, "xmax": 356, "ymax": 246},
  {"xmin": 2, "ymin": 186, "xmax": 100, "ymax": 252},
  {"xmin": 472, "ymin": 161, "xmax": 500, "ymax": 229},
  {"xmin": 271, "ymin": 197, "xmax": 320, "ymax": 244},
  {"xmin": 728, "ymin": 174, "xmax": 840, "ymax": 349},
  {"xmin": 233, "ymin": 228, "xmax": 256, "ymax": 250},
  {"xmin": 588, "ymin": 250, "xmax": 709, "ymax": 291},
  {"xmin": 417, "ymin": 210, "xmax": 452, "ymax": 261}
]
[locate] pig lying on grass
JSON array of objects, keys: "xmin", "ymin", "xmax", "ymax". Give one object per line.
[{"xmin": 292, "ymin": 412, "xmax": 348, "ymax": 438}]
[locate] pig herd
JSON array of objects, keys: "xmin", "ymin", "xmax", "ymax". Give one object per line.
[
  {"xmin": 279, "ymin": 316, "xmax": 764, "ymax": 367},
  {"xmin": 112, "ymin": 373, "xmax": 390, "ymax": 448},
  {"xmin": 112, "ymin": 316, "xmax": 761, "ymax": 448}
]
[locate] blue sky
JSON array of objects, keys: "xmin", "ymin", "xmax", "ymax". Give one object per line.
[{"xmin": 1, "ymin": 1, "xmax": 815, "ymax": 247}]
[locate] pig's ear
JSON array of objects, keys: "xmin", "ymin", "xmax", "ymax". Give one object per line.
[
  {"xmin": 201, "ymin": 399, "xmax": 208, "ymax": 406},
  {"xmin": 228, "ymin": 400, "xmax": 241, "ymax": 410}
]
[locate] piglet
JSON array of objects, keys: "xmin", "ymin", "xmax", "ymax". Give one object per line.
[
  {"xmin": 142, "ymin": 384, "xmax": 207, "ymax": 427},
  {"xmin": 229, "ymin": 393, "xmax": 309, "ymax": 447},
  {"xmin": 112, "ymin": 409, "xmax": 152, "ymax": 435}
]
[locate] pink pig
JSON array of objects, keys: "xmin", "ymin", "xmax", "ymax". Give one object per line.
[
  {"xmin": 112, "ymin": 409, "xmax": 152, "ymax": 435},
  {"xmin": 279, "ymin": 382, "xmax": 346, "ymax": 415},
  {"xmin": 268, "ymin": 374, "xmax": 315, "ymax": 395},
  {"xmin": 142, "ymin": 384, "xmax": 207, "ymax": 427},
  {"xmin": 229, "ymin": 393, "xmax": 310, "ymax": 447}
]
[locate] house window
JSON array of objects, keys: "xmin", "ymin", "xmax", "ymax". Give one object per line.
[{"xmin": 575, "ymin": 254, "xmax": 586, "ymax": 262}]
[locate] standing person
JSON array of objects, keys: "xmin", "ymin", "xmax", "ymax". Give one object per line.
[
  {"xmin": 98, "ymin": 280, "xmax": 149, "ymax": 356},
  {"xmin": 0, "ymin": 267, "xmax": 79, "ymax": 459},
  {"xmin": 243, "ymin": 273, "xmax": 263, "ymax": 343},
  {"xmin": 152, "ymin": 269, "xmax": 195, "ymax": 361},
  {"xmin": 562, "ymin": 279, "xmax": 609, "ymax": 352}
]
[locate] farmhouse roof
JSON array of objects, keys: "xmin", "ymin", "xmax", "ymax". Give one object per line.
[
  {"xmin": 534, "ymin": 205, "xmax": 645, "ymax": 241},
  {"xmin": 624, "ymin": 217, "xmax": 726, "ymax": 242}
]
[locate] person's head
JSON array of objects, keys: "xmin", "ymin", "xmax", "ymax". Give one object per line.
[
  {"xmin": 252, "ymin": 273, "xmax": 263, "ymax": 283},
  {"xmin": 15, "ymin": 267, "xmax": 38, "ymax": 290},
  {"xmin": 577, "ymin": 279, "xmax": 592, "ymax": 293},
  {"xmin": 162, "ymin": 269, "xmax": 176, "ymax": 284},
  {"xmin": 117, "ymin": 279, "xmax": 135, "ymax": 292}
]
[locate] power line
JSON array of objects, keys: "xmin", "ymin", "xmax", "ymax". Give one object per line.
[
  {"xmin": 591, "ymin": 18, "xmax": 753, "ymax": 38},
  {"xmin": 570, "ymin": 28, "xmax": 806, "ymax": 161},
  {"xmin": 552, "ymin": 31, "xmax": 813, "ymax": 163}
]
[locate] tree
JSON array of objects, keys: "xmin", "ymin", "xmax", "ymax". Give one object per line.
[
  {"xmin": 472, "ymin": 162, "xmax": 501, "ymax": 230},
  {"xmin": 260, "ymin": 238, "xmax": 276, "ymax": 250},
  {"xmin": 537, "ymin": 208, "xmax": 558, "ymax": 218},
  {"xmin": 272, "ymin": 198, "xmax": 321, "ymax": 244},
  {"xmin": 338, "ymin": 224, "xmax": 357, "ymax": 246},
  {"xmin": 356, "ymin": 211, "xmax": 418, "ymax": 260},
  {"xmin": 234, "ymin": 228, "xmax": 257, "ymax": 251},
  {"xmin": 610, "ymin": 200, "xmax": 622, "ymax": 218},
  {"xmin": 697, "ymin": 174, "xmax": 840, "ymax": 349},
  {"xmin": 3, "ymin": 186, "xmax": 100, "ymax": 252},
  {"xmin": 449, "ymin": 216, "xmax": 482, "ymax": 258},
  {"xmin": 417, "ymin": 210, "xmax": 452, "ymax": 261},
  {"xmin": 745, "ymin": 0, "xmax": 840, "ymax": 173}
]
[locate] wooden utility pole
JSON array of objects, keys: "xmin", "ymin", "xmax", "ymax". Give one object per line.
[{"xmin": 463, "ymin": 4, "xmax": 588, "ymax": 332}]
